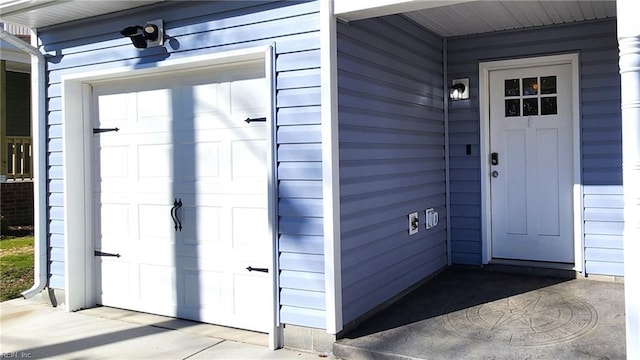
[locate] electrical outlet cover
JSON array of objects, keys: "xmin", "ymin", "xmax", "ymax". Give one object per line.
[
  {"xmin": 426, "ymin": 208, "xmax": 436, "ymax": 229},
  {"xmin": 408, "ymin": 212, "xmax": 419, "ymax": 235}
]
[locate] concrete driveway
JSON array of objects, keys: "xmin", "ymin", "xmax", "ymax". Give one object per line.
[
  {"xmin": 0, "ymin": 298, "xmax": 329, "ymax": 359},
  {"xmin": 334, "ymin": 267, "xmax": 626, "ymax": 360}
]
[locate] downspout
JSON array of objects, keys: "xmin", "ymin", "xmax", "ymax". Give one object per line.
[
  {"xmin": 443, "ymin": 37, "xmax": 452, "ymax": 266},
  {"xmin": 0, "ymin": 27, "xmax": 49, "ymax": 301}
]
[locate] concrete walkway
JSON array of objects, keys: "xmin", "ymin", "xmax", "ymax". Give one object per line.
[
  {"xmin": 334, "ymin": 267, "xmax": 626, "ymax": 360},
  {"xmin": 0, "ymin": 299, "xmax": 330, "ymax": 359}
]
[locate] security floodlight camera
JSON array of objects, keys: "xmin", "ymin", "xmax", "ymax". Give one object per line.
[
  {"xmin": 120, "ymin": 20, "xmax": 163, "ymax": 49},
  {"xmin": 120, "ymin": 25, "xmax": 147, "ymax": 49}
]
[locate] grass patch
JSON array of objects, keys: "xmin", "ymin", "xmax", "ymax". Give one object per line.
[{"xmin": 0, "ymin": 236, "xmax": 34, "ymax": 302}]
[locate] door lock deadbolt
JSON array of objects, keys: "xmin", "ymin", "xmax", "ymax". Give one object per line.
[{"xmin": 491, "ymin": 152, "xmax": 499, "ymax": 166}]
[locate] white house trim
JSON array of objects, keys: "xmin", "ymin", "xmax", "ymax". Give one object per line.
[
  {"xmin": 478, "ymin": 53, "xmax": 583, "ymax": 271},
  {"xmin": 60, "ymin": 45, "xmax": 281, "ymax": 345},
  {"xmin": 321, "ymin": 0, "xmax": 343, "ymax": 334}
]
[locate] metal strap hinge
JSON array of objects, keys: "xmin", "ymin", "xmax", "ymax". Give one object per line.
[{"xmin": 93, "ymin": 127, "xmax": 120, "ymax": 134}]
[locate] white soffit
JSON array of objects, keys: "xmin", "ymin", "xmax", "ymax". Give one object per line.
[
  {"xmin": 405, "ymin": 1, "xmax": 617, "ymax": 37},
  {"xmin": 335, "ymin": 0, "xmax": 474, "ymax": 21},
  {"xmin": 0, "ymin": 0, "xmax": 163, "ymax": 28},
  {"xmin": 336, "ymin": 0, "xmax": 616, "ymax": 37}
]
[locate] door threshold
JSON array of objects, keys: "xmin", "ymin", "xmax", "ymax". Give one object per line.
[{"xmin": 486, "ymin": 259, "xmax": 578, "ymax": 279}]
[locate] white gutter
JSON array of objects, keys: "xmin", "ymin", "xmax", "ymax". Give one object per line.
[{"xmin": 0, "ymin": 27, "xmax": 49, "ymax": 300}]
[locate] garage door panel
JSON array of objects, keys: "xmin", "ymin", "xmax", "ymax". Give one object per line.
[
  {"xmin": 97, "ymin": 260, "xmax": 135, "ymax": 305},
  {"xmin": 233, "ymin": 273, "xmax": 270, "ymax": 332},
  {"xmin": 191, "ymin": 83, "xmax": 228, "ymax": 118},
  {"xmin": 97, "ymin": 93, "xmax": 129, "ymax": 122},
  {"xmin": 98, "ymin": 203, "xmax": 131, "ymax": 237},
  {"xmin": 231, "ymin": 140, "xmax": 267, "ymax": 179},
  {"xmin": 180, "ymin": 205, "xmax": 222, "ymax": 246},
  {"xmin": 97, "ymin": 146, "xmax": 130, "ymax": 180},
  {"xmin": 138, "ymin": 144, "xmax": 173, "ymax": 180},
  {"xmin": 231, "ymin": 78, "xmax": 266, "ymax": 119},
  {"xmin": 232, "ymin": 207, "xmax": 268, "ymax": 248},
  {"xmin": 178, "ymin": 141, "xmax": 224, "ymax": 182},
  {"xmin": 182, "ymin": 269, "xmax": 224, "ymax": 310},
  {"xmin": 139, "ymin": 264, "xmax": 176, "ymax": 307},
  {"xmin": 136, "ymin": 88, "xmax": 174, "ymax": 120}
]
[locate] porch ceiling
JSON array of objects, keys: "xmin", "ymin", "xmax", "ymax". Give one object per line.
[
  {"xmin": 340, "ymin": 1, "xmax": 617, "ymax": 37},
  {"xmin": 405, "ymin": 1, "xmax": 616, "ymax": 37}
]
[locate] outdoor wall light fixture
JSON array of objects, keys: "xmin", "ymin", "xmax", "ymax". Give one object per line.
[
  {"xmin": 120, "ymin": 19, "xmax": 164, "ymax": 49},
  {"xmin": 449, "ymin": 78, "xmax": 470, "ymax": 100}
]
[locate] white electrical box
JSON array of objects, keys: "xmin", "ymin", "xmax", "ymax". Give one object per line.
[{"xmin": 425, "ymin": 208, "xmax": 439, "ymax": 229}]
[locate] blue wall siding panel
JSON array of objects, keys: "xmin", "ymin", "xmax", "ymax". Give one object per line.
[
  {"xmin": 337, "ymin": 15, "xmax": 447, "ymax": 326},
  {"xmin": 40, "ymin": 0, "xmax": 325, "ymax": 329},
  {"xmin": 447, "ymin": 19, "xmax": 622, "ymax": 274}
]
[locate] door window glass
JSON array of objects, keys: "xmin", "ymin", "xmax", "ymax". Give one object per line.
[
  {"xmin": 541, "ymin": 97, "xmax": 557, "ymax": 115},
  {"xmin": 503, "ymin": 75, "xmax": 558, "ymax": 117},
  {"xmin": 505, "ymin": 99, "xmax": 520, "ymax": 117},
  {"xmin": 540, "ymin": 76, "xmax": 557, "ymax": 94},
  {"xmin": 505, "ymin": 79, "xmax": 520, "ymax": 97},
  {"xmin": 523, "ymin": 98, "xmax": 538, "ymax": 116},
  {"xmin": 522, "ymin": 78, "xmax": 538, "ymax": 96}
]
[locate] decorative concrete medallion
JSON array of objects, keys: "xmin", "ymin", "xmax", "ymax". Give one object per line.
[{"xmin": 443, "ymin": 289, "xmax": 597, "ymax": 346}]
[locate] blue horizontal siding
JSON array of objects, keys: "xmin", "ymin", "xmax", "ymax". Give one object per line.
[
  {"xmin": 40, "ymin": 0, "xmax": 325, "ymax": 329},
  {"xmin": 281, "ymin": 288, "xmax": 325, "ymax": 310},
  {"xmin": 337, "ymin": 14, "xmax": 447, "ymax": 326},
  {"xmin": 278, "ymin": 180, "xmax": 323, "ymax": 198},
  {"xmin": 277, "ymin": 106, "xmax": 320, "ymax": 125},
  {"xmin": 447, "ymin": 19, "xmax": 622, "ymax": 275}
]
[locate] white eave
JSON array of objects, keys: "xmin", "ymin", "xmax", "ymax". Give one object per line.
[{"xmin": 0, "ymin": 0, "xmax": 163, "ymax": 29}]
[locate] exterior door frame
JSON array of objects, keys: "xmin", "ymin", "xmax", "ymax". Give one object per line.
[
  {"xmin": 478, "ymin": 53, "xmax": 583, "ymax": 271},
  {"xmin": 61, "ymin": 46, "xmax": 282, "ymax": 348}
]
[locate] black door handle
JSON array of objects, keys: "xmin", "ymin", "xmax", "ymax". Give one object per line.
[
  {"xmin": 246, "ymin": 266, "xmax": 268, "ymax": 273},
  {"xmin": 171, "ymin": 199, "xmax": 179, "ymax": 231},
  {"xmin": 176, "ymin": 199, "xmax": 182, "ymax": 231}
]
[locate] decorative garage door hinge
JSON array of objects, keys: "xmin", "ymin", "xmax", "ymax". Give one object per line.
[
  {"xmin": 244, "ymin": 117, "xmax": 266, "ymax": 124},
  {"xmin": 246, "ymin": 266, "xmax": 268, "ymax": 273},
  {"xmin": 93, "ymin": 127, "xmax": 120, "ymax": 134},
  {"xmin": 94, "ymin": 250, "xmax": 121, "ymax": 258}
]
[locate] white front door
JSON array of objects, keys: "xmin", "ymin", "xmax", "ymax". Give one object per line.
[
  {"xmin": 489, "ymin": 63, "xmax": 574, "ymax": 263},
  {"xmin": 93, "ymin": 63, "xmax": 271, "ymax": 332}
]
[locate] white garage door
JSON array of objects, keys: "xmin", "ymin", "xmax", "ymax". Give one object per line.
[{"xmin": 92, "ymin": 62, "xmax": 271, "ymax": 333}]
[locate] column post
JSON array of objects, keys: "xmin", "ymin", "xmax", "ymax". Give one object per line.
[{"xmin": 617, "ymin": 0, "xmax": 640, "ymax": 357}]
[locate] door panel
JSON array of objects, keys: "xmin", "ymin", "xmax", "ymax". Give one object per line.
[{"xmin": 489, "ymin": 64, "xmax": 574, "ymax": 263}]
